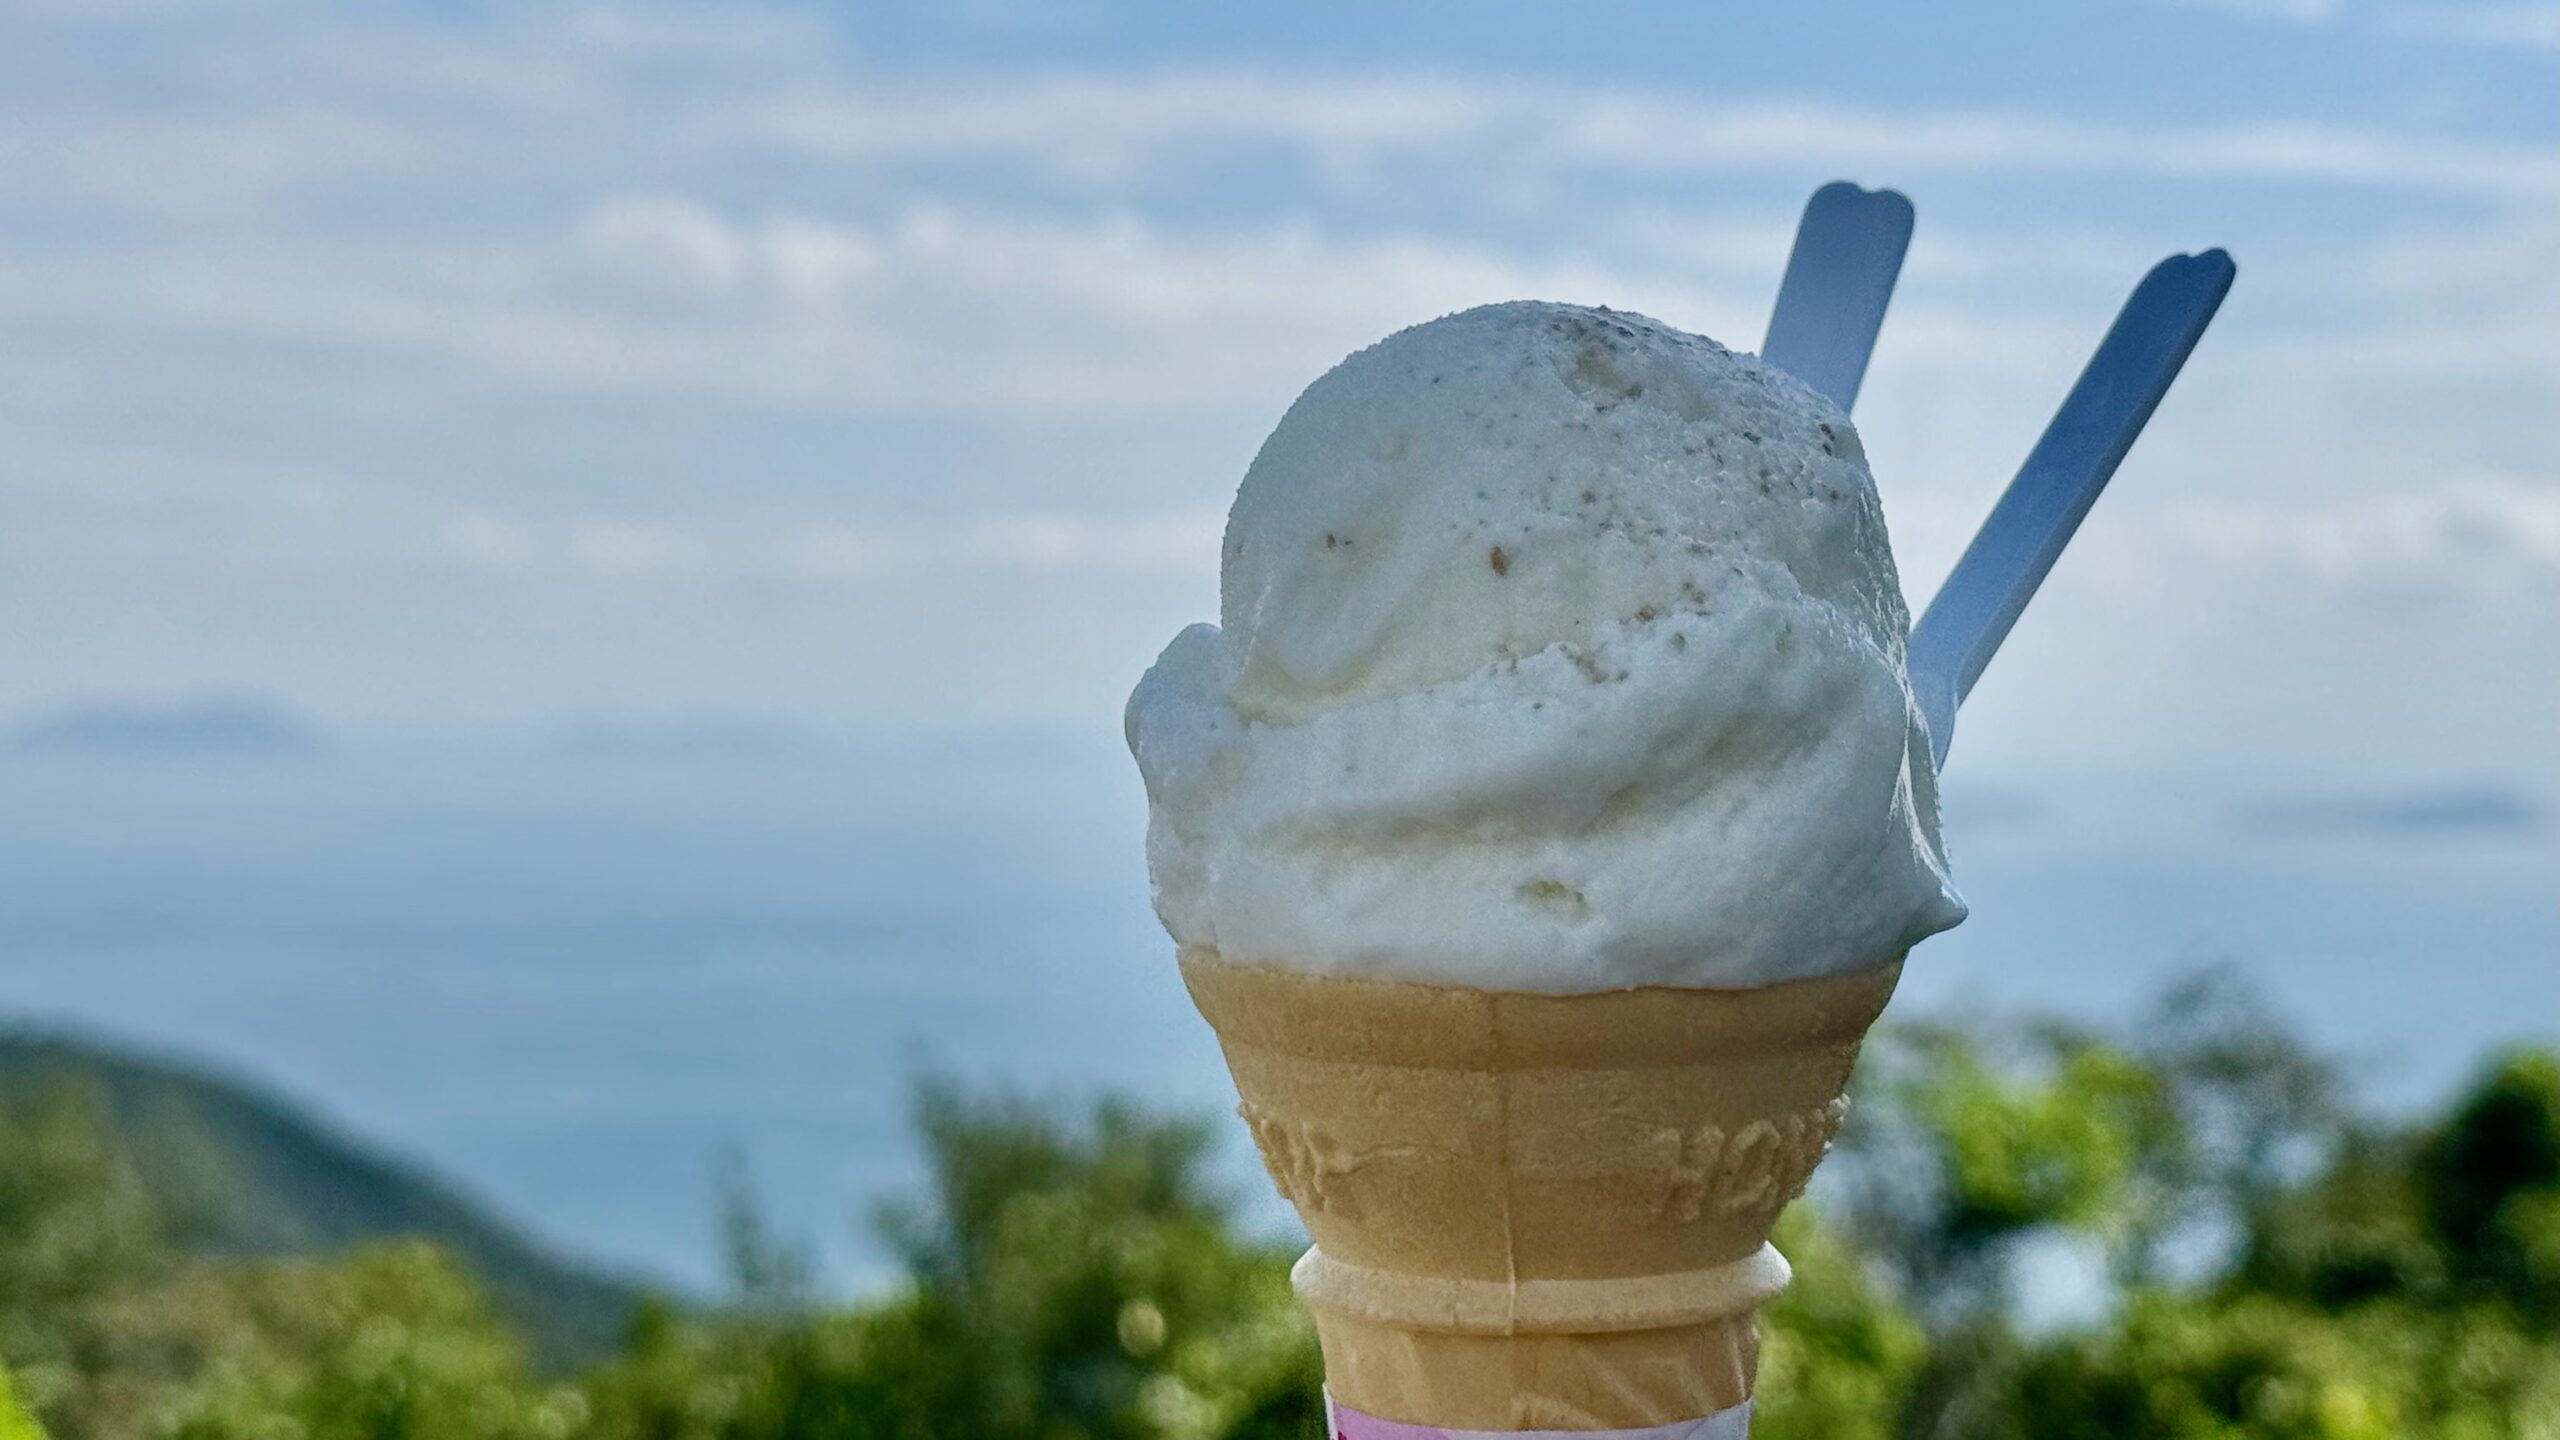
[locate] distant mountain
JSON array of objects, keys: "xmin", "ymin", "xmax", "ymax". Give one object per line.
[
  {"xmin": 2232, "ymin": 782, "xmax": 2549, "ymax": 838},
  {"xmin": 0, "ymin": 1029, "xmax": 649, "ymax": 1371},
  {"xmin": 9, "ymin": 697, "xmax": 326, "ymax": 757}
]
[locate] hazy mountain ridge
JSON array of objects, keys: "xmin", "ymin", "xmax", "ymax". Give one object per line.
[
  {"xmin": 8, "ymin": 698, "xmax": 326, "ymax": 757},
  {"xmin": 0, "ymin": 1027, "xmax": 649, "ymax": 1371}
]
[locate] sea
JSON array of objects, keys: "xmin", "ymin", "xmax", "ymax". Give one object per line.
[{"xmin": 0, "ymin": 727, "xmax": 2551, "ymax": 1298}]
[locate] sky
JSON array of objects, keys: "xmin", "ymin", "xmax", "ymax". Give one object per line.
[
  {"xmin": 2, "ymin": 0, "xmax": 2555, "ymax": 806},
  {"xmin": 0, "ymin": 0, "xmax": 2553, "ymax": 1293}
]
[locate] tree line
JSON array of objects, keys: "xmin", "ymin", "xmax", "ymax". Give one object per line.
[{"xmin": 2, "ymin": 970, "xmax": 2552, "ymax": 1439}]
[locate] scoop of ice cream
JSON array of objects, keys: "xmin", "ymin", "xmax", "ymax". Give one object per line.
[{"xmin": 1127, "ymin": 300, "xmax": 1963, "ymax": 992}]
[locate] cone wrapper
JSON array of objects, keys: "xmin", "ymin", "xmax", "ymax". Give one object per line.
[{"xmin": 1180, "ymin": 948, "xmax": 1900, "ymax": 1431}]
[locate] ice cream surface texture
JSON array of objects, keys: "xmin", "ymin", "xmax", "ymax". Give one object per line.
[{"xmin": 1127, "ymin": 300, "xmax": 1964, "ymax": 992}]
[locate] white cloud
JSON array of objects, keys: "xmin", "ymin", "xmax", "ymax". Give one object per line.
[
  {"xmin": 781, "ymin": 510, "xmax": 1225, "ymax": 580},
  {"xmin": 786, "ymin": 528, "xmax": 887, "ymax": 580},
  {"xmin": 6, "ymin": 5, "xmax": 2552, "ymax": 217},
  {"xmin": 445, "ymin": 515, "xmax": 539, "ymax": 570},
  {"xmin": 697, "ymin": 72, "xmax": 2559, "ymax": 198},
  {"xmin": 0, "ymin": 197, "xmax": 1752, "ymax": 417},
  {"xmin": 2161, "ymin": 0, "xmax": 2343, "ymax": 23},
  {"xmin": 569, "ymin": 523, "xmax": 692, "ymax": 578},
  {"xmin": 2158, "ymin": 474, "xmax": 2560, "ymax": 587},
  {"xmin": 0, "ymin": 0, "xmax": 2551, "ymax": 770},
  {"xmin": 18, "ymin": 186, "xmax": 2541, "ymax": 435},
  {"xmin": 2376, "ymin": 2, "xmax": 2560, "ymax": 50},
  {"xmin": 2158, "ymin": 0, "xmax": 2560, "ymax": 51},
  {"xmin": 960, "ymin": 510, "xmax": 1223, "ymax": 574},
  {"xmin": 360, "ymin": 464, "xmax": 2560, "ymax": 609},
  {"xmin": 428, "ymin": 509, "xmax": 1227, "ymax": 584},
  {"xmin": 579, "ymin": 195, "xmax": 754, "ymax": 294}
]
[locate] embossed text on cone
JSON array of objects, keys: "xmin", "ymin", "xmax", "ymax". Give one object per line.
[{"xmin": 1180, "ymin": 949, "xmax": 1901, "ymax": 1430}]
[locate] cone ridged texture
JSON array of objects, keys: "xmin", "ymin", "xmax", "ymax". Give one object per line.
[{"xmin": 1181, "ymin": 948, "xmax": 1901, "ymax": 1430}]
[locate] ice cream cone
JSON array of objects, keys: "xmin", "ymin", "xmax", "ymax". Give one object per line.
[{"xmin": 1179, "ymin": 948, "xmax": 1901, "ymax": 1431}]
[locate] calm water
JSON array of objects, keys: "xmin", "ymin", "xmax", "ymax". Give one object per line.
[{"xmin": 1, "ymin": 732, "xmax": 2551, "ymax": 1295}]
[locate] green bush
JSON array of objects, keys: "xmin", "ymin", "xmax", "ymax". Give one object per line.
[
  {"xmin": 574, "ymin": 1082, "xmax": 1322, "ymax": 1440},
  {"xmin": 0, "ymin": 1357, "xmax": 47, "ymax": 1440},
  {"xmin": 3, "ymin": 980, "xmax": 2552, "ymax": 1439}
]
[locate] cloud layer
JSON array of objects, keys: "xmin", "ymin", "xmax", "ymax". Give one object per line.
[{"xmin": 0, "ymin": 0, "xmax": 2551, "ymax": 797}]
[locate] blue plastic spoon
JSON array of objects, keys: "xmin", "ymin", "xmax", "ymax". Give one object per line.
[
  {"xmin": 1908, "ymin": 249, "xmax": 2237, "ymax": 765},
  {"xmin": 1762, "ymin": 181, "xmax": 1916, "ymax": 411}
]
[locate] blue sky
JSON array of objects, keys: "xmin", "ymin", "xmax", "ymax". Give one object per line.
[{"xmin": 2, "ymin": 0, "xmax": 2554, "ymax": 801}]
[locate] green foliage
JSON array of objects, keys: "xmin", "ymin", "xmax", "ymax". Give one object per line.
[
  {"xmin": 2011, "ymin": 1292, "xmax": 2559, "ymax": 1439},
  {"xmin": 0, "ymin": 1356, "xmax": 48, "ymax": 1440},
  {"xmin": 3, "ymin": 979, "xmax": 2552, "ymax": 1439},
  {"xmin": 1832, "ymin": 982, "xmax": 2559, "ymax": 1440},
  {"xmin": 1929, "ymin": 1036, "xmax": 2156, "ymax": 1236},
  {"xmin": 0, "ymin": 1082, "xmax": 163, "ymax": 1342},
  {"xmin": 870, "ymin": 1080, "xmax": 1321, "ymax": 1438},
  {"xmin": 105, "ymin": 1242, "xmax": 584, "ymax": 1440},
  {"xmin": 2418, "ymin": 1050, "xmax": 2560, "ymax": 1322},
  {"xmin": 0, "ymin": 1032, "xmax": 643, "ymax": 1371},
  {"xmin": 1836, "ymin": 971, "xmax": 2347, "ymax": 1321},
  {"xmin": 575, "ymin": 1081, "xmax": 1321, "ymax": 1440},
  {"xmin": 1751, "ymin": 1206, "xmax": 1925, "ymax": 1440},
  {"xmin": 0, "ymin": 1082, "xmax": 168, "ymax": 1435}
]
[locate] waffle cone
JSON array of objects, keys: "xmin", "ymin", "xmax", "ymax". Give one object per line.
[{"xmin": 1180, "ymin": 948, "xmax": 1900, "ymax": 1431}]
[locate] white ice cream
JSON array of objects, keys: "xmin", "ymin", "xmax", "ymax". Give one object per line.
[{"xmin": 1127, "ymin": 301, "xmax": 1964, "ymax": 992}]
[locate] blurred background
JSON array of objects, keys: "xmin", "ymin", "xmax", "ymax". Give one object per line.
[{"xmin": 1, "ymin": 2, "xmax": 2553, "ymax": 1436}]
